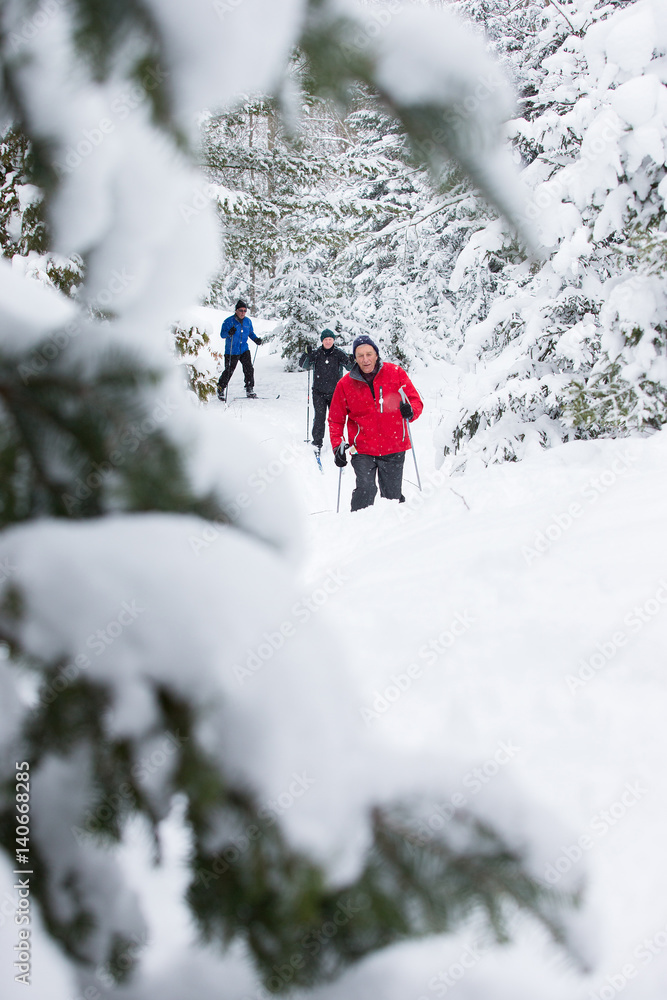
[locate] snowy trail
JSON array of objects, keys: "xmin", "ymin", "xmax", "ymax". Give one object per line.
[{"xmin": 220, "ymin": 345, "xmax": 667, "ymax": 999}]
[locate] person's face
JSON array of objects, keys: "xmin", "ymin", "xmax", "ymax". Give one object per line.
[
  {"xmin": 322, "ymin": 337, "xmax": 334, "ymax": 349},
  {"xmin": 235, "ymin": 306, "xmax": 247, "ymax": 320},
  {"xmin": 355, "ymin": 345, "xmax": 378, "ymax": 374}
]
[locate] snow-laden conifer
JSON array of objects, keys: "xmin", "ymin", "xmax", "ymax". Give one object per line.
[{"xmin": 0, "ymin": 2, "xmax": 581, "ymax": 998}]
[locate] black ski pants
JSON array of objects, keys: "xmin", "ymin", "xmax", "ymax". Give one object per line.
[
  {"xmin": 312, "ymin": 389, "xmax": 333, "ymax": 448},
  {"xmin": 218, "ymin": 351, "xmax": 254, "ymax": 395},
  {"xmin": 350, "ymin": 452, "xmax": 406, "ymax": 511}
]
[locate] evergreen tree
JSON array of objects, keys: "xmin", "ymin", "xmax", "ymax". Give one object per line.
[
  {"xmin": 435, "ymin": 0, "xmax": 667, "ymax": 468},
  {"xmin": 272, "ymin": 248, "xmax": 342, "ymax": 365},
  {"xmin": 202, "ymin": 94, "xmax": 347, "ymax": 317},
  {"xmin": 0, "ymin": 2, "xmax": 577, "ymax": 997},
  {"xmin": 330, "ymin": 97, "xmax": 477, "ymax": 366},
  {"xmin": 173, "ymin": 320, "xmax": 221, "ymax": 402},
  {"xmin": 0, "ymin": 124, "xmax": 83, "ymax": 295}
]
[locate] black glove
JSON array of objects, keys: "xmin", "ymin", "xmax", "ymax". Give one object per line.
[
  {"xmin": 334, "ymin": 444, "xmax": 348, "ymax": 468},
  {"xmin": 299, "ymin": 346, "xmax": 314, "ymax": 370},
  {"xmin": 254, "ymin": 337, "xmax": 263, "ymax": 346},
  {"xmin": 399, "ymin": 400, "xmax": 413, "ymax": 420}
]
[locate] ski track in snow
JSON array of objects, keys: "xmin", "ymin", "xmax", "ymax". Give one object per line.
[{"xmin": 214, "ymin": 346, "xmax": 667, "ymax": 997}]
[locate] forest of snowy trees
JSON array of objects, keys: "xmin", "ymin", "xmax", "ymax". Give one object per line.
[
  {"xmin": 1, "ymin": 1, "xmax": 666, "ymax": 999},
  {"xmin": 193, "ymin": 0, "xmax": 667, "ymax": 464}
]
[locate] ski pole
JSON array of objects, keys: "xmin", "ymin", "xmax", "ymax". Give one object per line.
[
  {"xmin": 305, "ymin": 366, "xmax": 311, "ymax": 443},
  {"xmin": 253, "ymin": 342, "xmax": 260, "ymax": 365},
  {"xmin": 399, "ymin": 387, "xmax": 421, "ymax": 491},
  {"xmin": 336, "ymin": 443, "xmax": 350, "ymax": 513}
]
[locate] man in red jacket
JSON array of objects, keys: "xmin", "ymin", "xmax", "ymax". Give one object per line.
[{"xmin": 328, "ymin": 335, "xmax": 423, "ymax": 511}]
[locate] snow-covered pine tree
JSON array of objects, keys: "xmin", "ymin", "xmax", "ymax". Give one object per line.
[
  {"xmin": 0, "ymin": 124, "xmax": 46, "ymax": 257},
  {"xmin": 203, "ymin": 97, "xmax": 295, "ymax": 311},
  {"xmin": 172, "ymin": 320, "xmax": 221, "ymax": 402},
  {"xmin": 329, "ymin": 95, "xmax": 479, "ymax": 367},
  {"xmin": 0, "ymin": 123, "xmax": 83, "ymax": 296},
  {"xmin": 202, "ymin": 85, "xmax": 386, "ymax": 364},
  {"xmin": 0, "ymin": 2, "xmax": 579, "ymax": 998},
  {"xmin": 436, "ymin": 0, "xmax": 667, "ymax": 469},
  {"xmin": 272, "ymin": 249, "xmax": 342, "ymax": 365},
  {"xmin": 202, "ymin": 90, "xmax": 350, "ymax": 359}
]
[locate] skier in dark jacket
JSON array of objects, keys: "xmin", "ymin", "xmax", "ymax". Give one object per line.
[
  {"xmin": 299, "ymin": 330, "xmax": 353, "ymax": 455},
  {"xmin": 329, "ymin": 334, "xmax": 423, "ymax": 511},
  {"xmin": 217, "ymin": 299, "xmax": 263, "ymax": 400}
]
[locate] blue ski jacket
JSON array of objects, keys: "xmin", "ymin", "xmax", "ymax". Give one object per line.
[{"xmin": 220, "ymin": 314, "xmax": 260, "ymax": 356}]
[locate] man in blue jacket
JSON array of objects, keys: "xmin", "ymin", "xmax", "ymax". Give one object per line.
[{"xmin": 217, "ymin": 300, "xmax": 263, "ymax": 400}]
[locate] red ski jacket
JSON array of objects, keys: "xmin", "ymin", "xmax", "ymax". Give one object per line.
[{"xmin": 328, "ymin": 361, "xmax": 423, "ymax": 456}]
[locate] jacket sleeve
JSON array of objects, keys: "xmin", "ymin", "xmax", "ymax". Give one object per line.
[
  {"xmin": 399, "ymin": 370, "xmax": 424, "ymax": 421},
  {"xmin": 328, "ymin": 380, "xmax": 348, "ymax": 451},
  {"xmin": 338, "ymin": 349, "xmax": 354, "ymax": 371},
  {"xmin": 220, "ymin": 317, "xmax": 233, "ymax": 339},
  {"xmin": 299, "ymin": 349, "xmax": 314, "ymax": 371},
  {"xmin": 248, "ymin": 319, "xmax": 260, "ymax": 343}
]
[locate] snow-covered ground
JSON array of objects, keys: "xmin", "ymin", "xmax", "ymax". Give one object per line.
[
  {"xmin": 4, "ymin": 336, "xmax": 667, "ymax": 1000},
  {"xmin": 196, "ymin": 340, "xmax": 667, "ymax": 1000}
]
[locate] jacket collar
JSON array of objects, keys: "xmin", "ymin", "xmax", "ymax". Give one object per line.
[{"xmin": 350, "ymin": 359, "xmax": 383, "ymax": 382}]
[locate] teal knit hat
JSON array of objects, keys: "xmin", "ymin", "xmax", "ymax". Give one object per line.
[{"xmin": 320, "ymin": 329, "xmax": 335, "ymax": 342}]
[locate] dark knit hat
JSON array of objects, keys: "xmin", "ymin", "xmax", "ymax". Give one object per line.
[
  {"xmin": 320, "ymin": 329, "xmax": 335, "ymax": 342},
  {"xmin": 352, "ymin": 334, "xmax": 379, "ymax": 355},
  {"xmin": 235, "ymin": 299, "xmax": 248, "ymax": 310}
]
